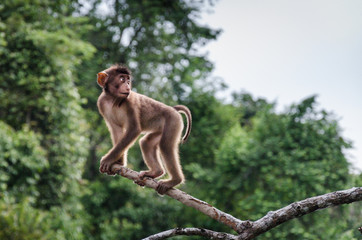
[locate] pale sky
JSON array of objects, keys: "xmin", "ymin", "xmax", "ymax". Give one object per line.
[{"xmin": 200, "ymin": 0, "xmax": 362, "ymax": 172}]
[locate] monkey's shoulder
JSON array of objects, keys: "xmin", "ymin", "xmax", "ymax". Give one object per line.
[
  {"xmin": 97, "ymin": 94, "xmax": 128, "ymax": 125},
  {"xmin": 97, "ymin": 94, "xmax": 112, "ymax": 114},
  {"xmin": 97, "ymin": 94, "xmax": 106, "ymax": 114}
]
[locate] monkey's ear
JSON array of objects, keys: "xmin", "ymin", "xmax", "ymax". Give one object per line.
[{"xmin": 97, "ymin": 71, "xmax": 109, "ymax": 87}]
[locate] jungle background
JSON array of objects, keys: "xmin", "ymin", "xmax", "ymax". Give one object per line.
[{"xmin": 0, "ymin": 0, "xmax": 361, "ymax": 239}]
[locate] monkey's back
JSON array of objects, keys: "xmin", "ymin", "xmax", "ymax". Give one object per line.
[{"xmin": 131, "ymin": 92, "xmax": 183, "ymax": 133}]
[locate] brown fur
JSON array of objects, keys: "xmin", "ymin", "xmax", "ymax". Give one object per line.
[{"xmin": 97, "ymin": 65, "xmax": 192, "ymax": 194}]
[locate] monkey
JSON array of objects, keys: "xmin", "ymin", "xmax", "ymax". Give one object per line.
[{"xmin": 96, "ymin": 64, "xmax": 192, "ymax": 194}]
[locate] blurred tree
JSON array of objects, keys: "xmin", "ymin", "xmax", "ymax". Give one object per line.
[
  {"xmin": 0, "ymin": 196, "xmax": 89, "ymax": 240},
  {"xmin": 211, "ymin": 94, "xmax": 356, "ymax": 239},
  {"xmin": 0, "ymin": 122, "xmax": 47, "ymax": 201},
  {"xmin": 0, "ymin": 1, "xmax": 95, "ymax": 238},
  {"xmin": 0, "ymin": 0, "xmax": 95, "ymax": 208},
  {"xmin": 231, "ymin": 91, "xmax": 272, "ymax": 127},
  {"xmin": 77, "ymin": 0, "xmax": 220, "ymax": 98},
  {"xmin": 0, "ymin": 197, "xmax": 57, "ymax": 240}
]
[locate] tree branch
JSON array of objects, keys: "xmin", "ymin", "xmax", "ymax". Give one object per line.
[
  {"xmin": 142, "ymin": 227, "xmax": 238, "ymax": 240},
  {"xmin": 112, "ymin": 165, "xmax": 244, "ymax": 233},
  {"xmin": 239, "ymin": 187, "xmax": 362, "ymax": 239},
  {"xmin": 112, "ymin": 165, "xmax": 362, "ymax": 240}
]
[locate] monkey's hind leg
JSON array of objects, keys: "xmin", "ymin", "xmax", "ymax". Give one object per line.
[
  {"xmin": 157, "ymin": 121, "xmax": 185, "ymax": 194},
  {"xmin": 158, "ymin": 146, "xmax": 184, "ymax": 194},
  {"xmin": 139, "ymin": 132, "xmax": 165, "ymax": 180}
]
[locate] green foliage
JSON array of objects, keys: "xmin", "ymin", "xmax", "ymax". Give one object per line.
[
  {"xmin": 0, "ymin": 197, "xmax": 56, "ymax": 240},
  {"xmin": 0, "ymin": 196, "xmax": 88, "ymax": 240},
  {"xmin": 78, "ymin": 0, "xmax": 220, "ymax": 99},
  {"xmin": 0, "ymin": 0, "xmax": 94, "ymax": 208},
  {"xmin": 212, "ymin": 94, "xmax": 356, "ymax": 239},
  {"xmin": 183, "ymin": 91, "xmax": 238, "ymax": 167},
  {"xmin": 232, "ymin": 91, "xmax": 272, "ymax": 127},
  {"xmin": 82, "ymin": 178, "xmax": 186, "ymax": 239},
  {"xmin": 0, "ymin": 122, "xmax": 47, "ymax": 200}
]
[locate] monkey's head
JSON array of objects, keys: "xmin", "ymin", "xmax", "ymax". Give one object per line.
[{"xmin": 97, "ymin": 65, "xmax": 133, "ymax": 100}]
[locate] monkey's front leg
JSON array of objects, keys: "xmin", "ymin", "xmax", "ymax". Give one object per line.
[{"xmin": 100, "ymin": 129, "xmax": 140, "ymax": 175}]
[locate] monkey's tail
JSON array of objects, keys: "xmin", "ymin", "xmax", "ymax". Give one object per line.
[{"xmin": 173, "ymin": 105, "xmax": 192, "ymax": 144}]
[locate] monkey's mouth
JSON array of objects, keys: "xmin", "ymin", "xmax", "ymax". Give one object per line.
[{"xmin": 120, "ymin": 92, "xmax": 130, "ymax": 97}]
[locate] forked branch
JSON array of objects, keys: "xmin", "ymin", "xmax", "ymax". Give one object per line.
[{"xmin": 112, "ymin": 165, "xmax": 362, "ymax": 240}]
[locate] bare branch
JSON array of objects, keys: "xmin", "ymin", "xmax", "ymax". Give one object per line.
[
  {"xmin": 112, "ymin": 165, "xmax": 362, "ymax": 240},
  {"xmin": 239, "ymin": 187, "xmax": 362, "ymax": 239},
  {"xmin": 142, "ymin": 227, "xmax": 238, "ymax": 240},
  {"xmin": 112, "ymin": 165, "xmax": 245, "ymax": 233}
]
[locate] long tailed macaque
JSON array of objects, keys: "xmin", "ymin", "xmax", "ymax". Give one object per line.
[{"xmin": 96, "ymin": 64, "xmax": 192, "ymax": 194}]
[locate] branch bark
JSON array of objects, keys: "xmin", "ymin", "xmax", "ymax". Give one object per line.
[
  {"xmin": 112, "ymin": 165, "xmax": 244, "ymax": 233},
  {"xmin": 112, "ymin": 165, "xmax": 362, "ymax": 240},
  {"xmin": 142, "ymin": 228, "xmax": 238, "ymax": 240},
  {"xmin": 239, "ymin": 186, "xmax": 362, "ymax": 239}
]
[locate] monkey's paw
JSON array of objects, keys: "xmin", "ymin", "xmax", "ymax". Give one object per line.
[
  {"xmin": 99, "ymin": 157, "xmax": 115, "ymax": 175},
  {"xmin": 134, "ymin": 178, "xmax": 146, "ymax": 187},
  {"xmin": 156, "ymin": 180, "xmax": 172, "ymax": 195},
  {"xmin": 139, "ymin": 170, "xmax": 164, "ymax": 179}
]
